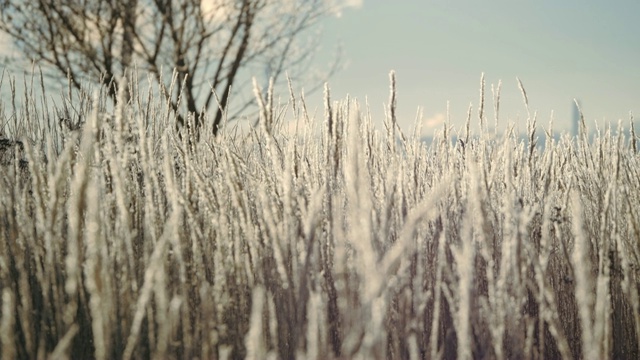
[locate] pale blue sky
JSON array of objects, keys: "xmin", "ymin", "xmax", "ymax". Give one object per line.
[
  {"xmin": 1, "ymin": 1, "xmax": 637, "ymax": 136},
  {"xmin": 313, "ymin": 0, "xmax": 640, "ymax": 135}
]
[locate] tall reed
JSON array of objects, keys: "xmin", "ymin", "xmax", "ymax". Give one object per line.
[{"xmin": 0, "ymin": 71, "xmax": 638, "ymax": 359}]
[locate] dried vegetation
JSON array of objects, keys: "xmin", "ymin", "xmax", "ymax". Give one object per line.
[{"xmin": 0, "ymin": 72, "xmax": 639, "ymax": 359}]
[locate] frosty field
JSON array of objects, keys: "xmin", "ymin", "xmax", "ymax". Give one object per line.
[{"xmin": 0, "ymin": 73, "xmax": 639, "ymax": 359}]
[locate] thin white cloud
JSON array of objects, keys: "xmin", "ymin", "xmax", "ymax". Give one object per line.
[
  {"xmin": 340, "ymin": 0, "xmax": 363, "ymax": 8},
  {"xmin": 330, "ymin": 0, "xmax": 364, "ymax": 17},
  {"xmin": 424, "ymin": 113, "xmax": 446, "ymax": 129},
  {"xmin": 201, "ymin": 0, "xmax": 363, "ymax": 22},
  {"xmin": 201, "ymin": 0, "xmax": 235, "ymax": 22}
]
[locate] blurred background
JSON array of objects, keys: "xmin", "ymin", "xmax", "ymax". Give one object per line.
[
  {"xmin": 1, "ymin": 0, "xmax": 638, "ymax": 137},
  {"xmin": 311, "ymin": 0, "xmax": 640, "ymax": 136}
]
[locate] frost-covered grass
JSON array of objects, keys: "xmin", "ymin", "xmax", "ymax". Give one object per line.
[{"xmin": 0, "ymin": 72, "xmax": 639, "ymax": 359}]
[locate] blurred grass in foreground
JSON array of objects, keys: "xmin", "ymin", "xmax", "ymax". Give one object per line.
[{"xmin": 0, "ymin": 71, "xmax": 639, "ymax": 359}]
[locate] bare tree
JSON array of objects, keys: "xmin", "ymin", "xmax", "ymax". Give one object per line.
[{"xmin": 0, "ymin": 0, "xmax": 342, "ymax": 135}]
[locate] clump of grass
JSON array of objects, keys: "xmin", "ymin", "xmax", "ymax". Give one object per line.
[{"xmin": 0, "ymin": 70, "xmax": 639, "ymax": 359}]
